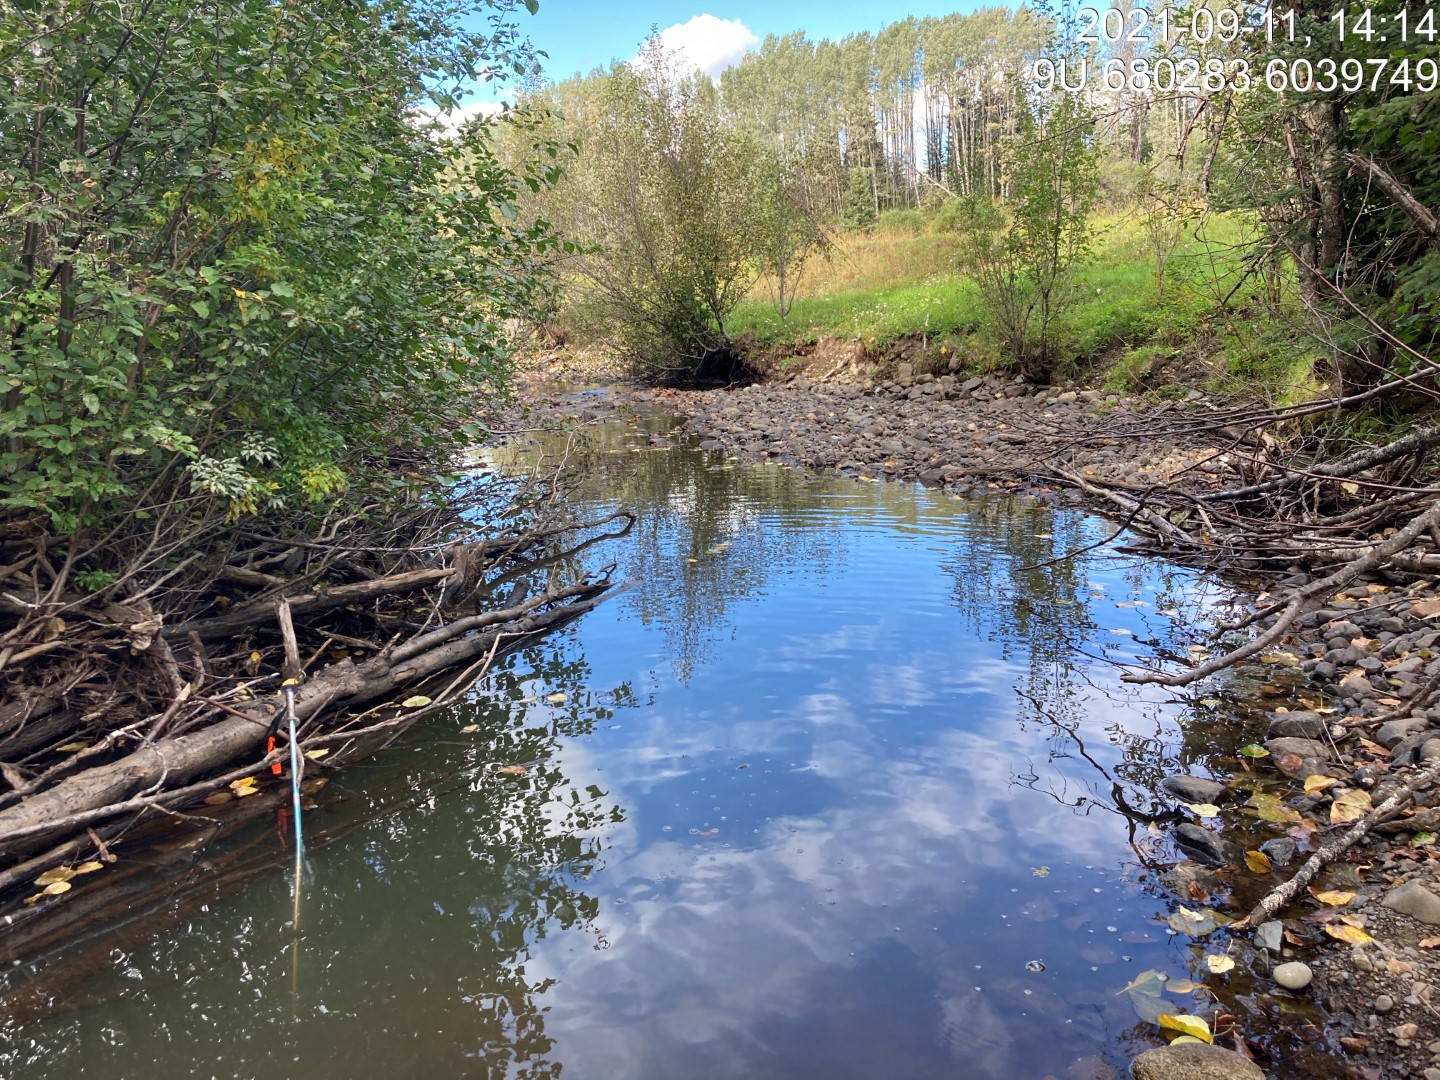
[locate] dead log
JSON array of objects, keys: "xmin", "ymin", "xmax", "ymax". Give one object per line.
[
  {"xmin": 164, "ymin": 565, "xmax": 456, "ymax": 641},
  {"xmin": 0, "ymin": 580, "xmax": 613, "ymax": 857}
]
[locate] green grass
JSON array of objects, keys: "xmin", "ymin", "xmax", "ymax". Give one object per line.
[{"xmin": 731, "ymin": 209, "xmax": 1308, "ymax": 397}]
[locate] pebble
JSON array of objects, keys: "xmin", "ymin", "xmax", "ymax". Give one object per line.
[
  {"xmin": 1255, "ymin": 920, "xmax": 1285, "ymax": 954},
  {"xmin": 1273, "ymin": 961, "xmax": 1313, "ymax": 990},
  {"xmin": 1375, "ymin": 993, "xmax": 1396, "ymax": 1014}
]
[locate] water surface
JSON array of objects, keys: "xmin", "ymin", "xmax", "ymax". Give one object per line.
[{"xmin": 1, "ymin": 401, "xmax": 1281, "ymax": 1079}]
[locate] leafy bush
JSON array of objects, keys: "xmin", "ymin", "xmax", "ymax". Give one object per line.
[{"xmin": 0, "ymin": 0, "xmax": 557, "ymax": 533}]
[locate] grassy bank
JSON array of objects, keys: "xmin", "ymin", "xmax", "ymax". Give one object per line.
[{"xmin": 730, "ymin": 210, "xmax": 1326, "ymax": 403}]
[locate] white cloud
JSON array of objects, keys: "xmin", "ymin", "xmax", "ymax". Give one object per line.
[
  {"xmin": 414, "ymin": 99, "xmax": 505, "ymax": 139},
  {"xmin": 653, "ymin": 14, "xmax": 758, "ymax": 80}
]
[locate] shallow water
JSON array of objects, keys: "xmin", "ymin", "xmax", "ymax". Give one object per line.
[{"xmin": 0, "ymin": 402, "xmax": 1311, "ymax": 1079}]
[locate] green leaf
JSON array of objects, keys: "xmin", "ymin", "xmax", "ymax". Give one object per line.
[{"xmin": 190, "ymin": 300, "xmax": 210, "ymax": 319}]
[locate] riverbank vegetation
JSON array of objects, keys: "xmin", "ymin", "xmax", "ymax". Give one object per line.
[{"xmin": 0, "ymin": 0, "xmax": 625, "ymax": 909}]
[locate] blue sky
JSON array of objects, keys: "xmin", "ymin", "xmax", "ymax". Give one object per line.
[{"xmin": 514, "ymin": 1, "xmax": 995, "ymax": 82}]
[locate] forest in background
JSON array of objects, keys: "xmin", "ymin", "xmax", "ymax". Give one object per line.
[{"xmin": 503, "ymin": 3, "xmax": 1440, "ymax": 395}]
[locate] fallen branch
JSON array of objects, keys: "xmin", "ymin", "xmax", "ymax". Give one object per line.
[{"xmin": 1231, "ymin": 755, "xmax": 1440, "ymax": 931}]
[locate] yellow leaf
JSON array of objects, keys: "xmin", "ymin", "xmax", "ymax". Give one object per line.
[
  {"xmin": 1309, "ymin": 888, "xmax": 1356, "ymax": 906},
  {"xmin": 1205, "ymin": 954, "xmax": 1235, "ymax": 974},
  {"xmin": 249, "ymin": 651, "xmax": 261, "ymax": 664},
  {"xmin": 1158, "ymin": 1013, "xmax": 1212, "ymax": 1043},
  {"xmin": 1247, "ymin": 792, "xmax": 1301, "ymax": 823},
  {"xmin": 1169, "ymin": 1036, "xmax": 1208, "ymax": 1045},
  {"xmin": 1244, "ymin": 850, "xmax": 1273, "ymax": 874},
  {"xmin": 22, "ymin": 893, "xmax": 43, "ymax": 905},
  {"xmin": 545, "ymin": 693, "xmax": 567, "ymax": 704},
  {"xmin": 1183, "ymin": 803, "xmax": 1221, "ymax": 818},
  {"xmin": 401, "ymin": 695, "xmax": 432, "ymax": 708},
  {"xmin": 303, "ymin": 748, "xmax": 329, "ymax": 760},
  {"xmin": 1166, "ymin": 978, "xmax": 1198, "ymax": 994},
  {"xmin": 1340, "ymin": 481, "xmax": 1359, "ymax": 495},
  {"xmin": 42, "ymin": 881, "xmax": 72, "ymax": 896},
  {"xmin": 460, "ymin": 724, "xmax": 479, "ymax": 733},
  {"xmin": 55, "ymin": 742, "xmax": 88, "ymax": 753},
  {"xmin": 497, "ymin": 764, "xmax": 528, "ymax": 776},
  {"xmin": 34, "ymin": 867, "xmax": 77, "ymax": 887},
  {"xmin": 230, "ymin": 776, "xmax": 259, "ymax": 798},
  {"xmin": 73, "ymin": 861, "xmax": 104, "ymax": 875},
  {"xmin": 1324, "ymin": 923, "xmax": 1374, "ymax": 945},
  {"xmin": 1304, "ymin": 774, "xmax": 1338, "ymax": 793},
  {"xmin": 1330, "ymin": 789, "xmax": 1372, "ymax": 825}
]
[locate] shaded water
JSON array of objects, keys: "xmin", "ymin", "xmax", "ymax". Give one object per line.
[{"xmin": 1, "ymin": 401, "xmax": 1298, "ymax": 1079}]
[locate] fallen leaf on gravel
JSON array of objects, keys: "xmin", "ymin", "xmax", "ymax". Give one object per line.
[
  {"xmin": 1158, "ymin": 1013, "xmax": 1212, "ymax": 1043},
  {"xmin": 1248, "ymin": 791, "xmax": 1301, "ymax": 823},
  {"xmin": 1324, "ymin": 923, "xmax": 1374, "ymax": 945},
  {"xmin": 1330, "ymin": 789, "xmax": 1372, "ymax": 825},
  {"xmin": 1244, "ymin": 850, "xmax": 1273, "ymax": 874},
  {"xmin": 1304, "ymin": 774, "xmax": 1338, "ymax": 793},
  {"xmin": 1275, "ymin": 753, "xmax": 1306, "ymax": 776},
  {"xmin": 1205, "ymin": 954, "xmax": 1235, "ymax": 974},
  {"xmin": 1309, "ymin": 888, "xmax": 1356, "ymax": 906}
]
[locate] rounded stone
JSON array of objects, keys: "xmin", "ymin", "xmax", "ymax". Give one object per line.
[
  {"xmin": 1273, "ymin": 961, "xmax": 1313, "ymax": 990},
  {"xmin": 1130, "ymin": 1042, "xmax": 1266, "ymax": 1080},
  {"xmin": 1374, "ymin": 993, "xmax": 1396, "ymax": 1014}
]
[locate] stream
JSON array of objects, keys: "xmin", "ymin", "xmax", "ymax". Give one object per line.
[{"xmin": 0, "ymin": 396, "xmax": 1330, "ymax": 1079}]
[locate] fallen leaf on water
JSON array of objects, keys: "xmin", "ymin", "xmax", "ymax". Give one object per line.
[
  {"xmin": 1166, "ymin": 978, "xmax": 1198, "ymax": 994},
  {"xmin": 34, "ymin": 867, "xmax": 76, "ymax": 887},
  {"xmin": 1247, "ymin": 791, "xmax": 1302, "ymax": 823},
  {"xmin": 1121, "ymin": 969, "xmax": 1168, "ymax": 1023},
  {"xmin": 1158, "ymin": 609, "xmax": 1180, "ymax": 617},
  {"xmin": 1168, "ymin": 905, "xmax": 1232, "ymax": 937},
  {"xmin": 1244, "ymin": 850, "xmax": 1273, "ymax": 874},
  {"xmin": 22, "ymin": 893, "xmax": 44, "ymax": 905},
  {"xmin": 1183, "ymin": 803, "xmax": 1221, "ymax": 818},
  {"xmin": 1310, "ymin": 888, "xmax": 1356, "ymax": 906},
  {"xmin": 460, "ymin": 724, "xmax": 479, "ymax": 733},
  {"xmin": 304, "ymin": 748, "xmax": 329, "ymax": 760},
  {"xmin": 545, "ymin": 692, "xmax": 567, "ymax": 704},
  {"xmin": 1239, "ymin": 744, "xmax": 1270, "ymax": 759},
  {"xmin": 1158, "ymin": 1013, "xmax": 1212, "ymax": 1043},
  {"xmin": 42, "ymin": 881, "xmax": 71, "ymax": 896},
  {"xmin": 230, "ymin": 776, "xmax": 259, "ymax": 798},
  {"xmin": 1031, "ymin": 866, "xmax": 1050, "ymax": 877},
  {"xmin": 698, "ymin": 828, "xmax": 719, "ymax": 837},
  {"xmin": 1304, "ymin": 774, "xmax": 1339, "ymax": 793},
  {"xmin": 1205, "ymin": 954, "xmax": 1235, "ymax": 974},
  {"xmin": 497, "ymin": 764, "xmax": 528, "ymax": 776},
  {"xmin": 1324, "ymin": 923, "xmax": 1374, "ymax": 945},
  {"xmin": 74, "ymin": 861, "xmax": 104, "ymax": 875},
  {"xmin": 401, "ymin": 695, "xmax": 432, "ymax": 708},
  {"xmin": 1331, "ymin": 789, "xmax": 1372, "ymax": 825},
  {"xmin": 1198, "ymin": 697, "xmax": 1222, "ymax": 707},
  {"xmin": 203, "ymin": 792, "xmax": 232, "ymax": 805}
]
